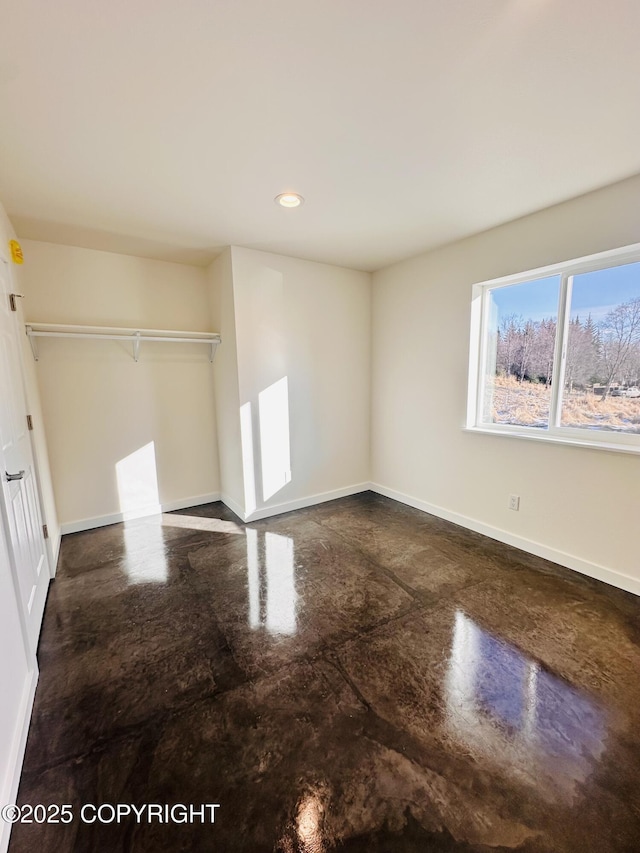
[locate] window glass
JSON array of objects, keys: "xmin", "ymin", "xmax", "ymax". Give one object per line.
[
  {"xmin": 561, "ymin": 262, "xmax": 640, "ymax": 434},
  {"xmin": 481, "ymin": 276, "xmax": 560, "ymax": 428}
]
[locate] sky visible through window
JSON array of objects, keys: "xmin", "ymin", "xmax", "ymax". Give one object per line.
[
  {"xmin": 571, "ymin": 262, "xmax": 640, "ymax": 321},
  {"xmin": 491, "ymin": 262, "xmax": 640, "ymax": 323},
  {"xmin": 492, "ymin": 275, "xmax": 559, "ymax": 322}
]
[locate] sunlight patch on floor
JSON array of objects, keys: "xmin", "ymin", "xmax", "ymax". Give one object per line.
[{"xmin": 160, "ymin": 514, "xmax": 244, "ymax": 535}]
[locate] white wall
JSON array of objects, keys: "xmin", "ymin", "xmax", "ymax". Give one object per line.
[
  {"xmin": 224, "ymin": 246, "xmax": 371, "ymax": 520},
  {"xmin": 371, "ymin": 174, "xmax": 640, "ymax": 592},
  {"xmin": 19, "ymin": 240, "xmax": 220, "ymax": 530},
  {"xmin": 208, "ymin": 248, "xmax": 245, "ymax": 515}
]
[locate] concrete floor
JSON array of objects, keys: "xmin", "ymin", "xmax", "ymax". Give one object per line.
[{"xmin": 9, "ymin": 492, "xmax": 640, "ymax": 852}]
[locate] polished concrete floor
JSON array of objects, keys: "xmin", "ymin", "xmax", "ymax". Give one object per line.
[{"xmin": 9, "ymin": 493, "xmax": 640, "ymax": 852}]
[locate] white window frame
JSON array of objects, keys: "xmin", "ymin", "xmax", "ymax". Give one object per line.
[{"xmin": 466, "ymin": 242, "xmax": 640, "ymax": 455}]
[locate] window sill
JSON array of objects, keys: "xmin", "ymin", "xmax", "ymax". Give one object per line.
[{"xmin": 463, "ymin": 425, "xmax": 640, "ymax": 456}]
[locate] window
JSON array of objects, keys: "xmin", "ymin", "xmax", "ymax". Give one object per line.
[{"xmin": 467, "ymin": 244, "xmax": 640, "ymax": 452}]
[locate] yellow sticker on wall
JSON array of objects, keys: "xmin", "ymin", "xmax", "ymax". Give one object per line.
[{"xmin": 9, "ymin": 240, "xmax": 23, "ymax": 264}]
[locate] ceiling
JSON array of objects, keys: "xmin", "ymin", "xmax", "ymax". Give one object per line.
[{"xmin": 1, "ymin": 1, "xmax": 640, "ymax": 272}]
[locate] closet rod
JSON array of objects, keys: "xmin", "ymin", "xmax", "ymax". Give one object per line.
[{"xmin": 25, "ymin": 324, "xmax": 221, "ymax": 363}]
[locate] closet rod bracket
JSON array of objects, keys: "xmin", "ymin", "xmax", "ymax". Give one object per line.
[{"xmin": 25, "ymin": 326, "xmax": 39, "ymax": 361}]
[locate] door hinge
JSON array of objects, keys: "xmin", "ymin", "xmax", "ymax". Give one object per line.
[
  {"xmin": 26, "ymin": 414, "xmax": 33, "ymax": 431},
  {"xmin": 9, "ymin": 293, "xmax": 24, "ymax": 312},
  {"xmin": 42, "ymin": 524, "xmax": 49, "ymax": 539}
]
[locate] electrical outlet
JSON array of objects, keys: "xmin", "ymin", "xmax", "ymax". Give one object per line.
[{"xmin": 508, "ymin": 494, "xmax": 520, "ymax": 511}]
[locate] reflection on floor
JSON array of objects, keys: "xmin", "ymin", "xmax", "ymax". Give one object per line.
[{"xmin": 10, "ymin": 493, "xmax": 640, "ymax": 852}]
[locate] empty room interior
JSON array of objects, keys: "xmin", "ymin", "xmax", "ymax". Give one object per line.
[{"xmin": 1, "ymin": 2, "xmax": 640, "ymax": 851}]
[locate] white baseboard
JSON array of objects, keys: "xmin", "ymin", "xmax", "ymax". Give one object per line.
[
  {"xmin": 58, "ymin": 484, "xmax": 368, "ymax": 533},
  {"xmin": 160, "ymin": 493, "xmax": 221, "ymax": 514},
  {"xmin": 48, "ymin": 531, "xmax": 61, "ymax": 578},
  {"xmin": 59, "ymin": 493, "xmax": 222, "ymax": 535},
  {"xmin": 245, "ymin": 482, "xmax": 371, "ymax": 522},
  {"xmin": 370, "ymin": 482, "xmax": 640, "ymax": 597},
  {"xmin": 1, "ymin": 664, "xmax": 38, "ymax": 853},
  {"xmin": 219, "ymin": 493, "xmax": 246, "ymax": 522},
  {"xmin": 57, "ymin": 480, "xmax": 637, "ymax": 597},
  {"xmin": 221, "ymin": 482, "xmax": 371, "ymax": 523}
]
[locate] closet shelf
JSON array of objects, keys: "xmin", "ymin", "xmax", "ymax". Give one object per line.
[{"xmin": 24, "ymin": 323, "xmax": 221, "ymax": 363}]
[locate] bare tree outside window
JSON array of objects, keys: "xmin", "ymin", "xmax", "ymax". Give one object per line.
[
  {"xmin": 598, "ymin": 298, "xmax": 640, "ymax": 399},
  {"xmin": 479, "ymin": 260, "xmax": 640, "ymax": 436},
  {"xmin": 483, "ymin": 276, "xmax": 559, "ymax": 429},
  {"xmin": 559, "ymin": 264, "xmax": 640, "ymax": 432}
]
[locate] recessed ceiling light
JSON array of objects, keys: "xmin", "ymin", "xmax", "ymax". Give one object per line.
[{"xmin": 275, "ymin": 192, "xmax": 304, "ymax": 208}]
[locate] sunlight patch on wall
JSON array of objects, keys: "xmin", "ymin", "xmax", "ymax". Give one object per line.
[
  {"xmin": 258, "ymin": 376, "xmax": 291, "ymax": 501},
  {"xmin": 240, "ymin": 402, "xmax": 257, "ymax": 515},
  {"xmin": 116, "ymin": 442, "xmax": 161, "ymax": 521}
]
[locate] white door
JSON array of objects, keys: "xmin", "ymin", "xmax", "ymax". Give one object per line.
[{"xmin": 0, "ymin": 259, "xmax": 49, "ymax": 652}]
